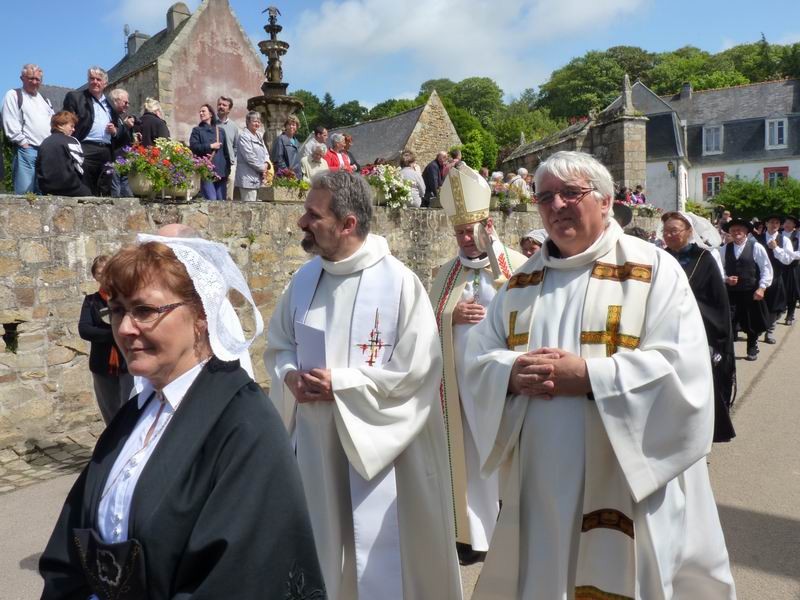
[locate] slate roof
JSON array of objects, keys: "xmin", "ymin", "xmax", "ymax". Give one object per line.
[
  {"xmin": 603, "ymin": 81, "xmax": 674, "ymax": 116},
  {"xmin": 503, "ymin": 119, "xmax": 591, "ymax": 162},
  {"xmin": 325, "ymin": 105, "xmax": 426, "ymax": 166},
  {"xmin": 105, "ymin": 20, "xmax": 191, "ymax": 84},
  {"xmin": 39, "ymin": 84, "xmax": 72, "ymax": 110},
  {"xmin": 661, "ymin": 79, "xmax": 800, "ymax": 126}
]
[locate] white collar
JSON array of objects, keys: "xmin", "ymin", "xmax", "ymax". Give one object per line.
[
  {"xmin": 321, "ymin": 234, "xmax": 389, "ymax": 276},
  {"xmin": 136, "ymin": 359, "xmax": 209, "ymax": 410},
  {"xmin": 459, "ymin": 251, "xmax": 489, "ymax": 270},
  {"xmin": 541, "ymin": 219, "xmax": 622, "ymax": 270}
]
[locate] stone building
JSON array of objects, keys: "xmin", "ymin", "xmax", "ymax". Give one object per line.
[
  {"xmin": 315, "ymin": 91, "xmax": 461, "ymax": 167},
  {"xmin": 504, "ymin": 76, "xmax": 647, "ymax": 202},
  {"xmin": 104, "ymin": 0, "xmax": 264, "ymax": 144}
]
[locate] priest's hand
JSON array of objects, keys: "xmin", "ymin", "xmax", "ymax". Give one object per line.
[
  {"xmin": 536, "ymin": 348, "xmax": 592, "ymax": 397},
  {"xmin": 508, "ymin": 350, "xmax": 558, "ymax": 398},
  {"xmin": 301, "ymin": 368, "xmax": 334, "ymax": 402},
  {"xmin": 285, "ymin": 369, "xmax": 334, "ymax": 403},
  {"xmin": 453, "ymin": 299, "xmax": 486, "ymax": 324},
  {"xmin": 753, "ymin": 287, "xmax": 765, "ymax": 301}
]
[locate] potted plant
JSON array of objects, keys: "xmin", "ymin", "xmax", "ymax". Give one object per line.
[
  {"xmin": 258, "ymin": 168, "xmax": 310, "ymax": 202},
  {"xmin": 360, "ymin": 164, "xmax": 412, "ymax": 210},
  {"xmin": 114, "ymin": 139, "xmax": 216, "ymax": 201}
]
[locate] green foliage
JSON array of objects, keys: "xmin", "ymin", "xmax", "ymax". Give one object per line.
[
  {"xmin": 457, "ymin": 130, "xmax": 485, "ymax": 170},
  {"xmin": 685, "ymin": 200, "xmax": 714, "ymax": 220},
  {"xmin": 334, "ymin": 100, "xmax": 368, "ymax": 127},
  {"xmin": 450, "ymin": 77, "xmax": 504, "ymax": 126},
  {"xmin": 293, "ymin": 89, "xmax": 323, "ymax": 140},
  {"xmin": 713, "ymin": 176, "xmax": 800, "ymax": 219},
  {"xmin": 1, "ymin": 134, "xmax": 13, "ymax": 192},
  {"xmin": 419, "ymin": 78, "xmax": 457, "ymax": 98},
  {"xmin": 779, "ymin": 43, "xmax": 800, "ymax": 79},
  {"xmin": 537, "ymin": 50, "xmax": 627, "ymax": 118},
  {"xmin": 367, "ymin": 98, "xmax": 419, "ymax": 120}
]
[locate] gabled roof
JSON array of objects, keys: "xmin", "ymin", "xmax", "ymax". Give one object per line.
[
  {"xmin": 326, "ymin": 104, "xmax": 426, "ymax": 166},
  {"xmin": 603, "ymin": 81, "xmax": 674, "ymax": 116},
  {"xmin": 105, "ymin": 19, "xmax": 191, "ymax": 84},
  {"xmin": 661, "ymin": 79, "xmax": 800, "ymax": 125},
  {"xmin": 40, "ymin": 84, "xmax": 71, "ymax": 110},
  {"xmin": 504, "ymin": 119, "xmax": 591, "ymax": 162}
]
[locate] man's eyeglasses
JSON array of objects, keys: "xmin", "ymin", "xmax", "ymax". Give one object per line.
[
  {"xmin": 107, "ymin": 302, "xmax": 185, "ymax": 324},
  {"xmin": 535, "ymin": 187, "xmax": 595, "ymax": 206}
]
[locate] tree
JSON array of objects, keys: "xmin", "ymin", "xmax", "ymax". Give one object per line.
[
  {"xmin": 780, "ymin": 43, "xmax": 800, "ymax": 79},
  {"xmin": 440, "ymin": 96, "xmax": 498, "ymax": 169},
  {"xmin": 605, "ymin": 46, "xmax": 657, "ymax": 83},
  {"xmin": 457, "ymin": 130, "xmax": 484, "ymax": 170},
  {"xmin": 367, "ymin": 98, "xmax": 419, "ymax": 120},
  {"xmin": 319, "ymin": 93, "xmax": 337, "ymax": 128},
  {"xmin": 293, "ymin": 89, "xmax": 322, "ymax": 140},
  {"xmin": 537, "ymin": 51, "xmax": 627, "ymax": 118},
  {"xmin": 647, "ymin": 46, "xmax": 749, "ymax": 95},
  {"xmin": 419, "ymin": 78, "xmax": 457, "ymax": 99},
  {"xmin": 450, "ymin": 77, "xmax": 504, "ymax": 126},
  {"xmin": 711, "ymin": 175, "xmax": 800, "ymax": 219},
  {"xmin": 334, "ymin": 100, "xmax": 368, "ymax": 127}
]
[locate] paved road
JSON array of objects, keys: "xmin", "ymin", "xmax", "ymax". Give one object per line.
[{"xmin": 1, "ymin": 325, "xmax": 798, "ymax": 599}]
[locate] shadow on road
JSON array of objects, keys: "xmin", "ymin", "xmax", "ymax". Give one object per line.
[
  {"xmin": 718, "ymin": 504, "xmax": 800, "ymax": 580},
  {"xmin": 20, "ymin": 552, "xmax": 41, "ymax": 572}
]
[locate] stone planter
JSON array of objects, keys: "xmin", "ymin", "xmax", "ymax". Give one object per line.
[
  {"xmin": 257, "ymin": 186, "xmax": 307, "ymax": 203},
  {"xmin": 163, "ymin": 174, "xmax": 201, "ymax": 202},
  {"xmin": 128, "ymin": 172, "xmax": 155, "ymax": 199}
]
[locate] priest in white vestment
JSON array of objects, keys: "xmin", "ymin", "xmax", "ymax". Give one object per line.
[
  {"xmin": 466, "ymin": 151, "xmax": 736, "ymax": 600},
  {"xmin": 429, "ymin": 164, "xmax": 527, "ymax": 564},
  {"xmin": 264, "ymin": 170, "xmax": 462, "ymax": 600}
]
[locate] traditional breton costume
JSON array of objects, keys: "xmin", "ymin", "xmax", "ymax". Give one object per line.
[
  {"xmin": 40, "ymin": 236, "xmax": 324, "ymax": 600},
  {"xmin": 722, "ymin": 218, "xmax": 772, "ymax": 359},
  {"xmin": 264, "ymin": 234, "xmax": 462, "ymax": 600},
  {"xmin": 664, "ymin": 212, "xmax": 736, "ymax": 443},
  {"xmin": 781, "ymin": 216, "xmax": 800, "ymax": 325},
  {"xmin": 754, "ymin": 216, "xmax": 794, "ymax": 342},
  {"xmin": 466, "ymin": 218, "xmax": 736, "ymax": 599},
  {"xmin": 429, "ymin": 166, "xmax": 527, "ymax": 554}
]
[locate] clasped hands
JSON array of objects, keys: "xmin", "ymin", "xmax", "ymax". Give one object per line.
[
  {"xmin": 285, "ymin": 368, "xmax": 334, "ymax": 403},
  {"xmin": 508, "ymin": 348, "xmax": 591, "ymax": 399}
]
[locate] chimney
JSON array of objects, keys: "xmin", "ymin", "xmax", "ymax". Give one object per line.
[
  {"xmin": 167, "ymin": 2, "xmax": 192, "ymax": 32},
  {"xmin": 680, "ymin": 81, "xmax": 692, "ymax": 100},
  {"xmin": 127, "ymin": 31, "xmax": 151, "ymax": 57}
]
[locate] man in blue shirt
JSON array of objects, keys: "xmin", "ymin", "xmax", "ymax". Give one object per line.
[{"xmin": 63, "ymin": 67, "xmax": 120, "ymax": 195}]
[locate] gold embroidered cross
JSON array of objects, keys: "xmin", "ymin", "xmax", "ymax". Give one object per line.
[
  {"xmin": 506, "ymin": 310, "xmax": 529, "ymax": 350},
  {"xmin": 580, "ymin": 305, "xmax": 640, "ymax": 357}
]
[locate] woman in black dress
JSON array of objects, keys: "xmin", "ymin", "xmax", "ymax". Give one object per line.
[
  {"xmin": 40, "ymin": 236, "xmax": 324, "ymax": 599},
  {"xmin": 662, "ymin": 212, "xmax": 736, "ymax": 442}
]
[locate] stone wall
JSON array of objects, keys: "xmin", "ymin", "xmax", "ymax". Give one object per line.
[
  {"xmin": 406, "ymin": 91, "xmax": 462, "ymax": 167},
  {"xmin": 110, "ymin": 67, "xmax": 160, "ymax": 124},
  {"xmin": 0, "ymin": 195, "xmax": 658, "ymax": 451}
]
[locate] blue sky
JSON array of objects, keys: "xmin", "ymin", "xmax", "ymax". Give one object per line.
[{"xmin": 2, "ymin": 0, "xmax": 799, "ymax": 107}]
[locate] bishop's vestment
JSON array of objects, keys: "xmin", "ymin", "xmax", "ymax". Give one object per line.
[{"xmin": 466, "ymin": 221, "xmax": 736, "ymax": 600}]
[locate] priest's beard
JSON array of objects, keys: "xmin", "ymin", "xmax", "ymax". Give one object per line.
[{"xmin": 300, "ymin": 224, "xmax": 341, "ymax": 259}]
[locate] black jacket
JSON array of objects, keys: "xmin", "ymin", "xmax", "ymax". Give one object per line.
[
  {"xmin": 39, "ymin": 360, "xmax": 325, "ymax": 600},
  {"xmin": 35, "ymin": 132, "xmax": 92, "ymax": 197},
  {"xmin": 135, "ymin": 111, "xmax": 171, "ymax": 148},
  {"xmin": 62, "ymin": 90, "xmax": 120, "ymax": 143},
  {"xmin": 78, "ymin": 292, "xmax": 127, "ymax": 375},
  {"xmin": 422, "ymin": 158, "xmax": 444, "ymax": 203},
  {"xmin": 189, "ymin": 121, "xmax": 231, "ymax": 178}
]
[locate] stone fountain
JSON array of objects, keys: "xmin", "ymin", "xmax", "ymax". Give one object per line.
[{"xmin": 247, "ymin": 6, "xmax": 303, "ymax": 149}]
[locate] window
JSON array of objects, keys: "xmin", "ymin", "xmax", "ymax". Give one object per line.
[
  {"xmin": 703, "ymin": 172, "xmax": 724, "ymax": 198},
  {"xmin": 703, "ymin": 126, "xmax": 723, "ymax": 155},
  {"xmin": 765, "ymin": 119, "xmax": 787, "ymax": 149},
  {"xmin": 764, "ymin": 166, "xmax": 789, "ymax": 186}
]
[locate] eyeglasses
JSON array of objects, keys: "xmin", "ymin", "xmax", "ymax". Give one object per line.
[
  {"xmin": 535, "ymin": 187, "xmax": 595, "ymax": 206},
  {"xmin": 108, "ymin": 302, "xmax": 185, "ymax": 324},
  {"xmin": 663, "ymin": 227, "xmax": 689, "ymax": 236}
]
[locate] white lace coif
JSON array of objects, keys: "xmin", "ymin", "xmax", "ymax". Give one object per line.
[{"xmin": 136, "ymin": 234, "xmax": 264, "ymax": 361}]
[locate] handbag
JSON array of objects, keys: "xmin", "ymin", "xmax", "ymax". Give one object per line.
[{"xmin": 73, "ymin": 528, "xmax": 149, "ymax": 600}]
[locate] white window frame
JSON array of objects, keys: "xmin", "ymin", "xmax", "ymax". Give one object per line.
[
  {"xmin": 765, "ymin": 118, "xmax": 788, "ymax": 149},
  {"xmin": 702, "ymin": 125, "xmax": 723, "ymax": 155}
]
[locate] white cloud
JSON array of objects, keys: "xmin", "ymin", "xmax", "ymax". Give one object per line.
[
  {"xmin": 110, "ymin": 0, "xmax": 200, "ymax": 35},
  {"xmin": 283, "ymin": 0, "xmax": 646, "ymax": 101}
]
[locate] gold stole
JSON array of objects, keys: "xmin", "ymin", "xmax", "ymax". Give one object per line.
[{"xmin": 501, "ymin": 237, "xmax": 654, "ymax": 600}]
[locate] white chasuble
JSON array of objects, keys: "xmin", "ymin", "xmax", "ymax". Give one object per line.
[
  {"xmin": 466, "ymin": 221, "xmax": 736, "ymax": 600},
  {"xmin": 430, "ymin": 243, "xmax": 527, "ymax": 549},
  {"xmin": 265, "ymin": 234, "xmax": 463, "ymax": 600}
]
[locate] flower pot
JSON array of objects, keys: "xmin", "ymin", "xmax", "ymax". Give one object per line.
[
  {"xmin": 163, "ymin": 174, "xmax": 200, "ymax": 202},
  {"xmin": 129, "ymin": 172, "xmax": 155, "ymax": 198},
  {"xmin": 257, "ymin": 186, "xmax": 307, "ymax": 203}
]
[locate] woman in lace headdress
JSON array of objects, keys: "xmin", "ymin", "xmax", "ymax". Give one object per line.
[{"xmin": 40, "ymin": 236, "xmax": 325, "ymax": 600}]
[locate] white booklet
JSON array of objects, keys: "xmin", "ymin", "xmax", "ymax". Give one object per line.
[{"xmin": 295, "ymin": 321, "xmax": 327, "ymax": 371}]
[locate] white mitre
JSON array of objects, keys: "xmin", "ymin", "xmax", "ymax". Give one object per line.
[{"xmin": 440, "ymin": 163, "xmax": 491, "ymax": 227}]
